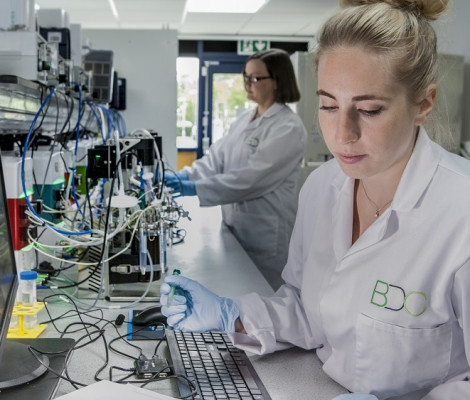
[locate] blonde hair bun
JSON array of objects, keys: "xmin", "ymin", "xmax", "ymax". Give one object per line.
[{"xmin": 339, "ymin": 0, "xmax": 449, "ymax": 20}]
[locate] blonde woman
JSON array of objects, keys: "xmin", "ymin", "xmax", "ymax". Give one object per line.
[{"xmin": 162, "ymin": 1, "xmax": 470, "ymax": 398}]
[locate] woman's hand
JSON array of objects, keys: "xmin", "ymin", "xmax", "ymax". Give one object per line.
[{"xmin": 160, "ymin": 275, "xmax": 240, "ymax": 333}]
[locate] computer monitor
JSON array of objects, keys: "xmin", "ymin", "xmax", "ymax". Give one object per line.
[
  {"xmin": 0, "ymin": 150, "xmax": 75, "ymax": 400},
  {"xmin": 0, "ymin": 149, "xmax": 50, "ymax": 390}
]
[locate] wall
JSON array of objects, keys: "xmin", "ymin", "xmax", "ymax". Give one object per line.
[
  {"xmin": 82, "ymin": 0, "xmax": 469, "ymax": 162},
  {"xmin": 434, "ymin": 0, "xmax": 470, "ymax": 143},
  {"xmin": 82, "ymin": 29, "xmax": 178, "ymax": 170}
]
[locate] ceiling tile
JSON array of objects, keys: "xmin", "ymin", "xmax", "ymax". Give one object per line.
[{"xmin": 35, "ymin": 0, "xmax": 339, "ymax": 37}]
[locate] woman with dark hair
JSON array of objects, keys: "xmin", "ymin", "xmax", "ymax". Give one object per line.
[{"xmin": 167, "ymin": 48, "xmax": 307, "ymax": 289}]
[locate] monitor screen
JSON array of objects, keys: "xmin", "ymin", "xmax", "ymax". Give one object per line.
[
  {"xmin": 0, "ymin": 151, "xmax": 75, "ymax": 398},
  {"xmin": 0, "ymin": 149, "xmax": 18, "ymax": 365},
  {"xmin": 0, "ymin": 150, "xmax": 50, "ymax": 392}
]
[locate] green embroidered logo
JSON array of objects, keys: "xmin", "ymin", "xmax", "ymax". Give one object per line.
[
  {"xmin": 370, "ymin": 280, "xmax": 428, "ymax": 317},
  {"xmin": 245, "ymin": 138, "xmax": 259, "ymax": 148}
]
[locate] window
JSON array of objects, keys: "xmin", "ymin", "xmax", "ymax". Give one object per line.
[
  {"xmin": 176, "ymin": 57, "xmax": 199, "ymax": 149},
  {"xmin": 211, "ymin": 73, "xmax": 246, "ymax": 143}
]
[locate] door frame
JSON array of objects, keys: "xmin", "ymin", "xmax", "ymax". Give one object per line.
[
  {"xmin": 203, "ymin": 61, "xmax": 246, "ymax": 153},
  {"xmin": 179, "ymin": 40, "xmax": 309, "ymax": 159},
  {"xmin": 197, "ymin": 53, "xmax": 247, "ymax": 158}
]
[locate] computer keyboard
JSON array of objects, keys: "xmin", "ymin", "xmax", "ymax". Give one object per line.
[{"xmin": 166, "ymin": 329, "xmax": 272, "ymax": 400}]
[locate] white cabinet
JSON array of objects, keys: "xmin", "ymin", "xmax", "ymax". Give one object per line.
[{"xmin": 425, "ymin": 53, "xmax": 465, "ymax": 154}]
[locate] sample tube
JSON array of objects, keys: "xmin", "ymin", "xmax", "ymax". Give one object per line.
[
  {"xmin": 167, "ymin": 269, "xmax": 181, "ymax": 306},
  {"xmin": 19, "ymin": 271, "xmax": 37, "ymax": 307},
  {"xmin": 160, "ymin": 220, "xmax": 168, "ymax": 274},
  {"xmin": 139, "ymin": 228, "xmax": 148, "ymax": 275},
  {"xmin": 19, "ymin": 270, "xmax": 38, "ymax": 330}
]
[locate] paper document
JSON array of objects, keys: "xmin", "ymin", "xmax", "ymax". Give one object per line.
[{"xmin": 54, "ymin": 379, "xmax": 178, "ymax": 399}]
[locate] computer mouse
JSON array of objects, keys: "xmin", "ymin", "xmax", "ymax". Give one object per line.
[{"xmin": 132, "ymin": 305, "xmax": 167, "ymax": 326}]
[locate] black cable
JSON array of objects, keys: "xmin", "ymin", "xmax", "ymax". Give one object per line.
[
  {"xmin": 54, "ymin": 153, "xmax": 125, "ymax": 289},
  {"xmin": 71, "ymin": 326, "xmax": 109, "ymax": 388},
  {"xmin": 138, "ymin": 365, "xmax": 173, "ymax": 388},
  {"xmin": 59, "ymin": 145, "xmax": 70, "ymax": 175},
  {"xmin": 39, "ymin": 307, "xmax": 103, "ymax": 326},
  {"xmin": 50, "ymin": 319, "xmax": 109, "ymax": 386},
  {"xmin": 62, "ymin": 322, "xmax": 104, "ymax": 344},
  {"xmin": 27, "ymin": 324, "xmax": 106, "ymax": 389},
  {"xmin": 86, "ymin": 178, "xmax": 95, "ymax": 230},
  {"xmin": 39, "ymin": 303, "xmax": 125, "ymax": 348},
  {"xmin": 153, "ymin": 333, "xmax": 166, "ymax": 356},
  {"xmin": 108, "ymin": 336, "xmax": 143, "ymax": 360},
  {"xmin": 34, "ymin": 242, "xmax": 92, "ymax": 276},
  {"xmin": 110, "ymin": 366, "xmax": 135, "ymax": 382},
  {"xmin": 36, "ymin": 297, "xmax": 193, "ymax": 397},
  {"xmin": 60, "ymin": 89, "xmax": 75, "ymax": 134},
  {"xmin": 28, "ymin": 345, "xmax": 87, "ymax": 388},
  {"xmin": 171, "ymin": 228, "xmax": 186, "ymax": 245},
  {"xmin": 107, "ymin": 324, "xmax": 166, "ymax": 360},
  {"xmin": 42, "ymin": 293, "xmax": 93, "ymax": 336},
  {"xmin": 31, "ymin": 84, "xmax": 49, "ymax": 136}
]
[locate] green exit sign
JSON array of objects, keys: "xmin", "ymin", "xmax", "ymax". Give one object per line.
[{"xmin": 237, "ymin": 40, "xmax": 270, "ymax": 55}]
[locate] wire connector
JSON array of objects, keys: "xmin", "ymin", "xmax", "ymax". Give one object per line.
[{"xmin": 134, "ymin": 355, "xmax": 169, "ymax": 379}]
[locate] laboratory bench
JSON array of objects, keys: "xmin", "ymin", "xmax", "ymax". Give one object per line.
[{"xmin": 32, "ymin": 198, "xmax": 346, "ymax": 399}]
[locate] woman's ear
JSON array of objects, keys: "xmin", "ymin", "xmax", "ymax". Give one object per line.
[{"xmin": 415, "ymin": 84, "xmax": 437, "ymax": 126}]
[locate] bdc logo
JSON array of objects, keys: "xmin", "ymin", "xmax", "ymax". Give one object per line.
[{"xmin": 370, "ymin": 280, "xmax": 428, "ymax": 317}]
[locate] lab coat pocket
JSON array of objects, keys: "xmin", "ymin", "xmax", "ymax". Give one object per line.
[{"xmin": 355, "ymin": 313, "xmax": 452, "ymax": 398}]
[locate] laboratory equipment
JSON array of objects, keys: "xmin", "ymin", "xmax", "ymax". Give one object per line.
[
  {"xmin": 167, "ymin": 268, "xmax": 181, "ymax": 306},
  {"xmin": 18, "ymin": 270, "xmax": 37, "ymax": 307},
  {"xmin": 77, "ymin": 132, "xmax": 189, "ymax": 301}
]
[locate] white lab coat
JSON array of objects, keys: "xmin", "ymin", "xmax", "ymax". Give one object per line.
[
  {"xmin": 185, "ymin": 102, "xmax": 307, "ymax": 289},
  {"xmin": 231, "ymin": 129, "xmax": 470, "ymax": 400}
]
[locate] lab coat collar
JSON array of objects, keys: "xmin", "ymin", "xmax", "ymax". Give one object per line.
[
  {"xmin": 331, "ymin": 127, "xmax": 440, "ymax": 259},
  {"xmin": 331, "ymin": 127, "xmax": 440, "ymax": 215},
  {"xmin": 249, "ymin": 102, "xmax": 285, "ymax": 124},
  {"xmin": 331, "ymin": 175, "xmax": 355, "ymax": 259},
  {"xmin": 392, "ymin": 127, "xmax": 440, "ymax": 213}
]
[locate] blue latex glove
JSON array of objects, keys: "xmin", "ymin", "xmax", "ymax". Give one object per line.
[
  {"xmin": 167, "ymin": 170, "xmax": 189, "ymax": 183},
  {"xmin": 332, "ymin": 394, "xmax": 378, "ymax": 400},
  {"xmin": 165, "ymin": 171, "xmax": 196, "ymax": 197},
  {"xmin": 160, "ymin": 275, "xmax": 240, "ymax": 333},
  {"xmin": 164, "ymin": 170, "xmax": 189, "ymax": 186},
  {"xmin": 175, "ymin": 180, "xmax": 196, "ymax": 197},
  {"xmin": 176, "ymin": 170, "xmax": 189, "ymax": 181}
]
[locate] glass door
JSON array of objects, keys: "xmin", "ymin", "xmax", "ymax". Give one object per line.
[
  {"xmin": 210, "ymin": 69, "xmax": 247, "ymax": 144},
  {"xmin": 198, "ymin": 60, "xmax": 247, "ymax": 157}
]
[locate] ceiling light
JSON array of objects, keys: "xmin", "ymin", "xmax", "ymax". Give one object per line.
[
  {"xmin": 107, "ymin": 0, "xmax": 119, "ymax": 20},
  {"xmin": 186, "ymin": 0, "xmax": 268, "ymax": 14}
]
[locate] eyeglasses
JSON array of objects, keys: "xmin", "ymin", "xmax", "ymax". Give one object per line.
[{"xmin": 243, "ymin": 74, "xmax": 272, "ymax": 84}]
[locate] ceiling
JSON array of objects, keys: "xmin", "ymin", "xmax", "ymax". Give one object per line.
[{"xmin": 35, "ymin": 0, "xmax": 339, "ymax": 40}]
